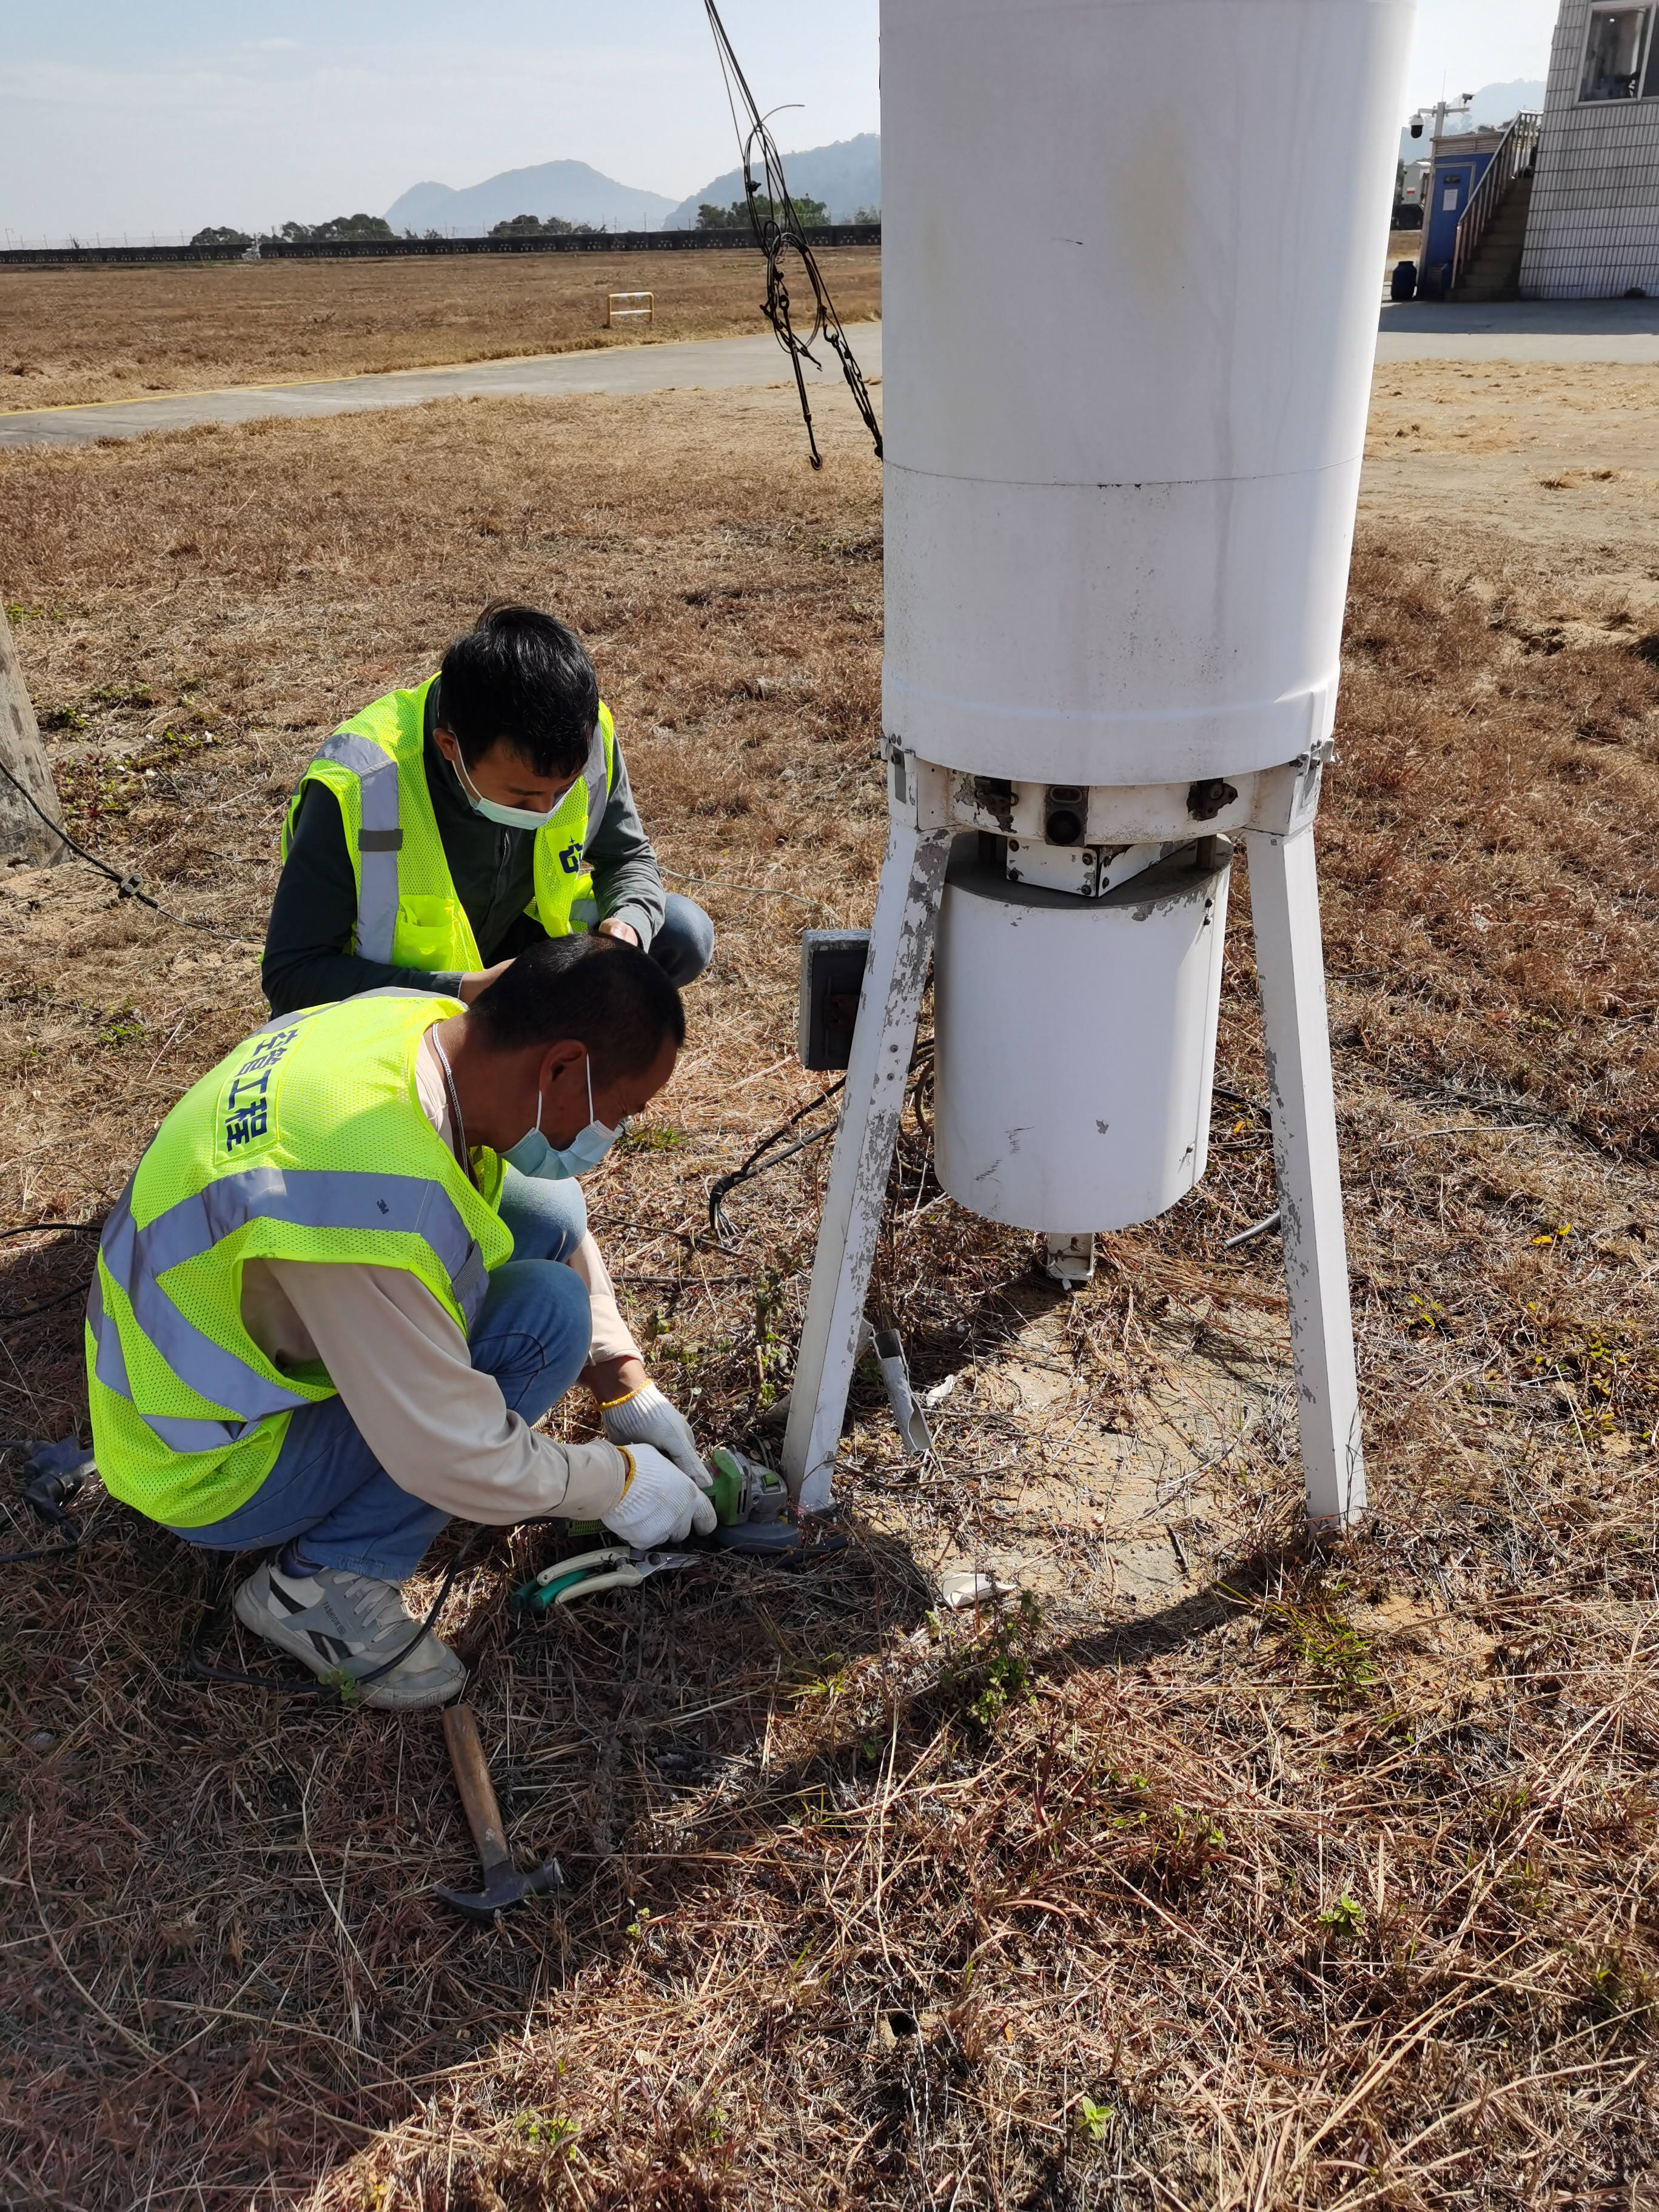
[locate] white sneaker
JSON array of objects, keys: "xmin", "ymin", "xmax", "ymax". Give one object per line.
[{"xmin": 233, "ymin": 1560, "xmax": 467, "ymax": 1711}]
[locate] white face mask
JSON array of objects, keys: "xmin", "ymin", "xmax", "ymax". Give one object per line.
[
  {"xmin": 452, "ymin": 749, "xmax": 569, "ymax": 833},
  {"xmin": 503, "ymin": 1054, "xmax": 623, "ymax": 1181}
]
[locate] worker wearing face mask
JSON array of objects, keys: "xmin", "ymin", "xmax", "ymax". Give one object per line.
[
  {"xmin": 263, "ymin": 603, "xmax": 713, "ymax": 1024},
  {"xmin": 259, "ymin": 602, "xmax": 710, "ymax": 1584},
  {"xmin": 87, "ymin": 937, "xmax": 716, "ymax": 1710}
]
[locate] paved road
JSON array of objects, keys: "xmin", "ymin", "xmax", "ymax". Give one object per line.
[
  {"xmin": 4, "ymin": 301, "xmax": 1657, "ymax": 450},
  {"xmin": 1376, "ymin": 297, "xmax": 1659, "ymax": 364},
  {"xmin": 0, "ymin": 326, "xmax": 886, "ymax": 449}
]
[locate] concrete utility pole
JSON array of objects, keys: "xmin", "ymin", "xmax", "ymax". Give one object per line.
[{"xmin": 0, "ymin": 605, "xmax": 67, "ymax": 865}]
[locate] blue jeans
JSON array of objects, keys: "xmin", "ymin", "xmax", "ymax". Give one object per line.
[
  {"xmin": 170, "ymin": 1168, "xmax": 594, "ymax": 1580},
  {"xmin": 651, "ymin": 894, "xmax": 714, "ymax": 988}
]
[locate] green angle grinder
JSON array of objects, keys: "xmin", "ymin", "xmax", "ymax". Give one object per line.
[
  {"xmin": 706, "ymin": 1447, "xmax": 803, "ymax": 1553},
  {"xmin": 558, "ymin": 1448, "xmax": 802, "ymax": 1554}
]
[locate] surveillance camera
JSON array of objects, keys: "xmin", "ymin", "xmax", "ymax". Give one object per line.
[{"xmin": 1409, "ymin": 118, "xmax": 1423, "ymax": 137}]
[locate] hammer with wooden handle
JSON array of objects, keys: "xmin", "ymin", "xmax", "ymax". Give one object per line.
[{"xmin": 434, "ymin": 1703, "xmax": 562, "ymax": 1925}]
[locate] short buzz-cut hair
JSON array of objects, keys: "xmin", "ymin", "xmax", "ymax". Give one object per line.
[
  {"xmin": 468, "ymin": 934, "xmax": 685, "ymax": 1083},
  {"xmin": 437, "ymin": 604, "xmax": 600, "ymax": 780}
]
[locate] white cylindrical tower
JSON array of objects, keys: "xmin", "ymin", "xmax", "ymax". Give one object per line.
[
  {"xmin": 882, "ymin": 0, "xmax": 1414, "ymax": 788},
  {"xmin": 785, "ymin": 0, "xmax": 1409, "ymax": 1521}
]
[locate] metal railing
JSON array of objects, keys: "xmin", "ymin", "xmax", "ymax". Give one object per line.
[{"xmin": 1450, "ymin": 112, "xmax": 1541, "ymax": 291}]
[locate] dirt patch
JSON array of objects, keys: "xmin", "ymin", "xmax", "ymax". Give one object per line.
[
  {"xmin": 1, "ymin": 368, "xmax": 1657, "ymax": 2206},
  {"xmin": 0, "ymin": 247, "xmax": 881, "ymax": 412}
]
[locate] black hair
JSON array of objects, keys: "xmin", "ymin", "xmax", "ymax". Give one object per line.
[
  {"xmin": 437, "ymin": 604, "xmax": 600, "ymax": 779},
  {"xmin": 469, "ymin": 934, "xmax": 685, "ymax": 1081}
]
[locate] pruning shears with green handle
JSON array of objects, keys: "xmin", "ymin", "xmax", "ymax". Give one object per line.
[{"xmin": 511, "ymin": 1545, "xmax": 698, "ymax": 1614}]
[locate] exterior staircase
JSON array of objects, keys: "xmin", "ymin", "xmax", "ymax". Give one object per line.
[
  {"xmin": 1455, "ymin": 167, "xmax": 1536, "ymax": 299},
  {"xmin": 1451, "ymin": 113, "xmax": 1541, "ymax": 301}
]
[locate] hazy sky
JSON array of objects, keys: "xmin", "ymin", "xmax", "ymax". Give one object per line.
[{"xmin": 1, "ymin": 1, "xmax": 1563, "ymax": 243}]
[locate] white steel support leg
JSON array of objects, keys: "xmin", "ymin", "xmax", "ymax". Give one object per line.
[
  {"xmin": 1243, "ymin": 823, "xmax": 1365, "ymax": 1528},
  {"xmin": 783, "ymin": 811, "xmax": 953, "ymax": 1510}
]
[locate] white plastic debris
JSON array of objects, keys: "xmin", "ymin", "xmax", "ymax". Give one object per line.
[{"xmin": 937, "ymin": 1569, "xmax": 1017, "ymax": 1611}]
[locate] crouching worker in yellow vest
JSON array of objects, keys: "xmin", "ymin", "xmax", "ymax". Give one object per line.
[
  {"xmin": 262, "ymin": 603, "xmax": 717, "ymax": 1454},
  {"xmin": 262, "ymin": 602, "xmax": 714, "ymax": 1021},
  {"xmin": 86, "ymin": 936, "xmax": 716, "ymax": 1711}
]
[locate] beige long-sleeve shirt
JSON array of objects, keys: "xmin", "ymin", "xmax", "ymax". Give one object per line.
[{"xmin": 235, "ymin": 1033, "xmax": 638, "ymax": 1524}]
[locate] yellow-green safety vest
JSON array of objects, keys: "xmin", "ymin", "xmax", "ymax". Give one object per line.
[
  {"xmin": 86, "ymin": 992, "xmax": 512, "ymax": 1529},
  {"xmin": 281, "ymin": 674, "xmax": 618, "ymax": 974}
]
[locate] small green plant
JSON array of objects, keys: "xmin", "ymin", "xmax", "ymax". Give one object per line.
[
  {"xmin": 1583, "ymin": 1943, "xmax": 1657, "ymax": 2023},
  {"xmin": 1318, "ymin": 1894, "xmax": 1365, "ymax": 1937},
  {"xmin": 625, "ymin": 1905, "xmax": 653, "ymax": 1939},
  {"xmin": 1076, "ymin": 2095, "xmax": 1111, "ymax": 2144},
  {"xmin": 969, "ymin": 1651, "xmax": 1028, "ymax": 1726},
  {"xmin": 37, "ymin": 705, "xmax": 86, "ymax": 733},
  {"xmin": 797, "ymin": 1658, "xmax": 852, "ymax": 1704},
  {"xmin": 96, "ymin": 1003, "xmax": 147, "ymax": 1048},
  {"xmin": 620, "ymin": 1121, "xmax": 685, "ymax": 1153},
  {"xmin": 1405, "ymin": 1291, "xmax": 1446, "ymax": 1335},
  {"xmin": 1169, "ymin": 1802, "xmax": 1227, "ymax": 1855},
  {"xmin": 512, "ymin": 2113, "xmax": 578, "ymax": 2150},
  {"xmin": 961, "ymin": 1589, "xmax": 1044, "ymax": 1727},
  {"xmin": 1267, "ymin": 1591, "xmax": 1378, "ymax": 1703}
]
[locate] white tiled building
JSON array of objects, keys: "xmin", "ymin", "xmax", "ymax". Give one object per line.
[{"xmin": 1520, "ymin": 0, "xmax": 1659, "ymax": 295}]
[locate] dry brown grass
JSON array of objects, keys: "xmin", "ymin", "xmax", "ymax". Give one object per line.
[
  {"xmin": 1, "ymin": 367, "xmax": 1657, "ymax": 2208},
  {"xmin": 0, "ymin": 248, "xmax": 882, "ymax": 412}
]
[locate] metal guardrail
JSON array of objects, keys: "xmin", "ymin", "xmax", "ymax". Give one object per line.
[
  {"xmin": 0, "ymin": 225, "xmax": 880, "ymax": 269},
  {"xmin": 1450, "ymin": 113, "xmax": 1541, "ymax": 292}
]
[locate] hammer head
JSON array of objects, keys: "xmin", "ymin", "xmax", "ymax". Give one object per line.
[{"xmin": 435, "ymin": 1855, "xmax": 563, "ymax": 1926}]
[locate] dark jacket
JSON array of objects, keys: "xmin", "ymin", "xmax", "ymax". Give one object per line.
[{"xmin": 261, "ymin": 683, "xmax": 666, "ymax": 1017}]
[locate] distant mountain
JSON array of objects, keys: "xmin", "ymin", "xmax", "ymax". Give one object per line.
[
  {"xmin": 1399, "ymin": 79, "xmax": 1546, "ymax": 160},
  {"xmin": 385, "ymin": 162, "xmax": 679, "ymax": 237},
  {"xmin": 663, "ymin": 134, "xmax": 880, "ymax": 229}
]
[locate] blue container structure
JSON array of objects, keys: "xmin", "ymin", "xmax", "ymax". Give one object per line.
[
  {"xmin": 1423, "ymin": 148, "xmax": 1493, "ymax": 290},
  {"xmin": 1418, "ymin": 130, "xmax": 1504, "ymax": 294}
]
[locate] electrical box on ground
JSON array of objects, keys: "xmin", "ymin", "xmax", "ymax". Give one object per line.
[{"xmin": 799, "ymin": 930, "xmax": 870, "ymax": 1071}]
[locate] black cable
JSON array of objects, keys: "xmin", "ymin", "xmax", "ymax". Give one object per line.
[
  {"xmin": 707, "ymin": 1036, "xmax": 939, "ymax": 1245},
  {"xmin": 0, "ymin": 1443, "xmax": 90, "ymax": 1566},
  {"xmin": 0, "ymin": 1495, "xmax": 84, "ymax": 1566},
  {"xmin": 187, "ymin": 1523, "xmax": 487, "ymax": 1699},
  {"xmin": 0, "ymin": 1219, "xmax": 104, "ymax": 1323},
  {"xmin": 2, "ymin": 1284, "xmax": 93, "ymax": 1322},
  {"xmin": 0, "ymin": 754, "xmax": 236, "ymax": 939},
  {"xmin": 710, "ymin": 1124, "xmax": 838, "ymax": 1245},
  {"xmin": 709, "ymin": 1075, "xmax": 847, "ymax": 1244},
  {"xmin": 702, "ymin": 1, "xmax": 883, "ymax": 471}
]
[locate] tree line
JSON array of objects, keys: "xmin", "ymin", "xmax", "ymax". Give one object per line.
[
  {"xmin": 189, "ymin": 201, "xmax": 880, "ymax": 252},
  {"xmin": 695, "ymin": 198, "xmax": 879, "ymax": 230}
]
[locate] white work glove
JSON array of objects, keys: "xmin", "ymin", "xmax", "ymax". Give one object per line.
[
  {"xmin": 601, "ymin": 1383, "xmax": 711, "ymax": 1487},
  {"xmin": 600, "ymin": 1444, "xmax": 718, "ymax": 1548}
]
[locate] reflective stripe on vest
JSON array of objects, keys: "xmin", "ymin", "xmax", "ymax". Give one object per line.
[
  {"xmin": 309, "ymin": 729, "xmax": 404, "ymax": 964},
  {"xmin": 92, "ymin": 1162, "xmax": 491, "ymax": 1456}
]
